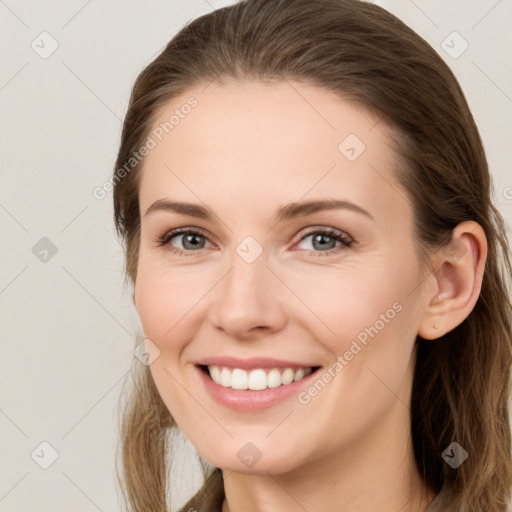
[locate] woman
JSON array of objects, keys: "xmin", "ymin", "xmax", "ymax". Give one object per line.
[{"xmin": 113, "ymin": 0, "xmax": 512, "ymax": 510}]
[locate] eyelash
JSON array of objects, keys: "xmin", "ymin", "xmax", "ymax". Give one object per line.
[{"xmin": 156, "ymin": 226, "xmax": 354, "ymax": 258}]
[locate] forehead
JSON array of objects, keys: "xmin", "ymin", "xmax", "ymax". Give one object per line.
[{"xmin": 138, "ymin": 80, "xmax": 406, "ymax": 225}]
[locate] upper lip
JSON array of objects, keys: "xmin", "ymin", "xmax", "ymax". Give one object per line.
[{"xmin": 195, "ymin": 356, "xmax": 321, "ymax": 370}]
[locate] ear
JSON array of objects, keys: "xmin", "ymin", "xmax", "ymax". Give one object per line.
[{"xmin": 417, "ymin": 220, "xmax": 487, "ymax": 340}]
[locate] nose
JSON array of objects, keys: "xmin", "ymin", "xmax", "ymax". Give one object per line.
[{"xmin": 209, "ymin": 251, "xmax": 288, "ymax": 340}]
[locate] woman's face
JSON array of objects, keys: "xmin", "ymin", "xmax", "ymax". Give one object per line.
[{"xmin": 134, "ymin": 80, "xmax": 433, "ymax": 474}]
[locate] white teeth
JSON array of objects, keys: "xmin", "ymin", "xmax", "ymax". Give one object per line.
[
  {"xmin": 207, "ymin": 365, "xmax": 314, "ymax": 390},
  {"xmin": 231, "ymin": 368, "xmax": 249, "ymax": 389},
  {"xmin": 220, "ymin": 367, "xmax": 231, "ymax": 387},
  {"xmin": 248, "ymin": 369, "xmax": 267, "ymax": 390},
  {"xmin": 281, "ymin": 368, "xmax": 295, "ymax": 385},
  {"xmin": 210, "ymin": 365, "xmax": 221, "ymax": 383},
  {"xmin": 294, "ymin": 368, "xmax": 305, "ymax": 381},
  {"xmin": 267, "ymin": 368, "xmax": 282, "ymax": 388}
]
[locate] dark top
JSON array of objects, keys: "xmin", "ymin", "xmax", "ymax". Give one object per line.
[{"xmin": 177, "ymin": 467, "xmax": 449, "ymax": 512}]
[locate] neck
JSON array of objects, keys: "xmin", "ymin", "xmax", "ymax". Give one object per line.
[{"xmin": 220, "ymin": 400, "xmax": 435, "ymax": 512}]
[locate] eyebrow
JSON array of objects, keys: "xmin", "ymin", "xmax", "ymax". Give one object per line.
[{"xmin": 144, "ymin": 198, "xmax": 374, "ymax": 222}]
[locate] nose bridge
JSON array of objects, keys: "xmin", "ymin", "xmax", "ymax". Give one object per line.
[
  {"xmin": 223, "ymin": 231, "xmax": 270, "ymax": 295},
  {"xmin": 222, "ymin": 247, "xmax": 270, "ymax": 311},
  {"xmin": 211, "ymin": 244, "xmax": 285, "ymax": 337}
]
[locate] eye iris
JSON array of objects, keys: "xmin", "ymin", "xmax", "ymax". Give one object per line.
[
  {"xmin": 182, "ymin": 233, "xmax": 205, "ymax": 250},
  {"xmin": 312, "ymin": 233, "xmax": 336, "ymax": 250}
]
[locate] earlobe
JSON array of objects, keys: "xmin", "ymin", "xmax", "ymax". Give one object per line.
[{"xmin": 417, "ymin": 221, "xmax": 487, "ymax": 340}]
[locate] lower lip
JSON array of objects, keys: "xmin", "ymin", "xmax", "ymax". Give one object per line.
[{"xmin": 194, "ymin": 365, "xmax": 321, "ymax": 412}]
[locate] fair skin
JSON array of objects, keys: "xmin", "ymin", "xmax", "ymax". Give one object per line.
[{"xmin": 133, "ymin": 80, "xmax": 487, "ymax": 512}]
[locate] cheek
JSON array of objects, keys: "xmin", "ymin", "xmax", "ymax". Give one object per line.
[
  {"xmin": 134, "ymin": 263, "xmax": 189, "ymax": 346},
  {"xmin": 284, "ymin": 265, "xmax": 399, "ymax": 341},
  {"xmin": 133, "ymin": 266, "xmax": 199, "ymax": 420},
  {"xmin": 287, "ymin": 257, "xmax": 419, "ymax": 375}
]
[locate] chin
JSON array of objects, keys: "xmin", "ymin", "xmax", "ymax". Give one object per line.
[{"xmin": 197, "ymin": 442, "xmax": 304, "ymax": 476}]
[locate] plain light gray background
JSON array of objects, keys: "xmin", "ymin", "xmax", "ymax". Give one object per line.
[{"xmin": 1, "ymin": 1, "xmax": 511, "ymax": 511}]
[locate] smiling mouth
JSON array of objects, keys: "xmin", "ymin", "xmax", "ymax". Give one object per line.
[{"xmin": 198, "ymin": 364, "xmax": 322, "ymax": 390}]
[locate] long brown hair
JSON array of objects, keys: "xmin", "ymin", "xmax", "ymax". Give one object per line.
[{"xmin": 112, "ymin": 0, "xmax": 512, "ymax": 510}]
